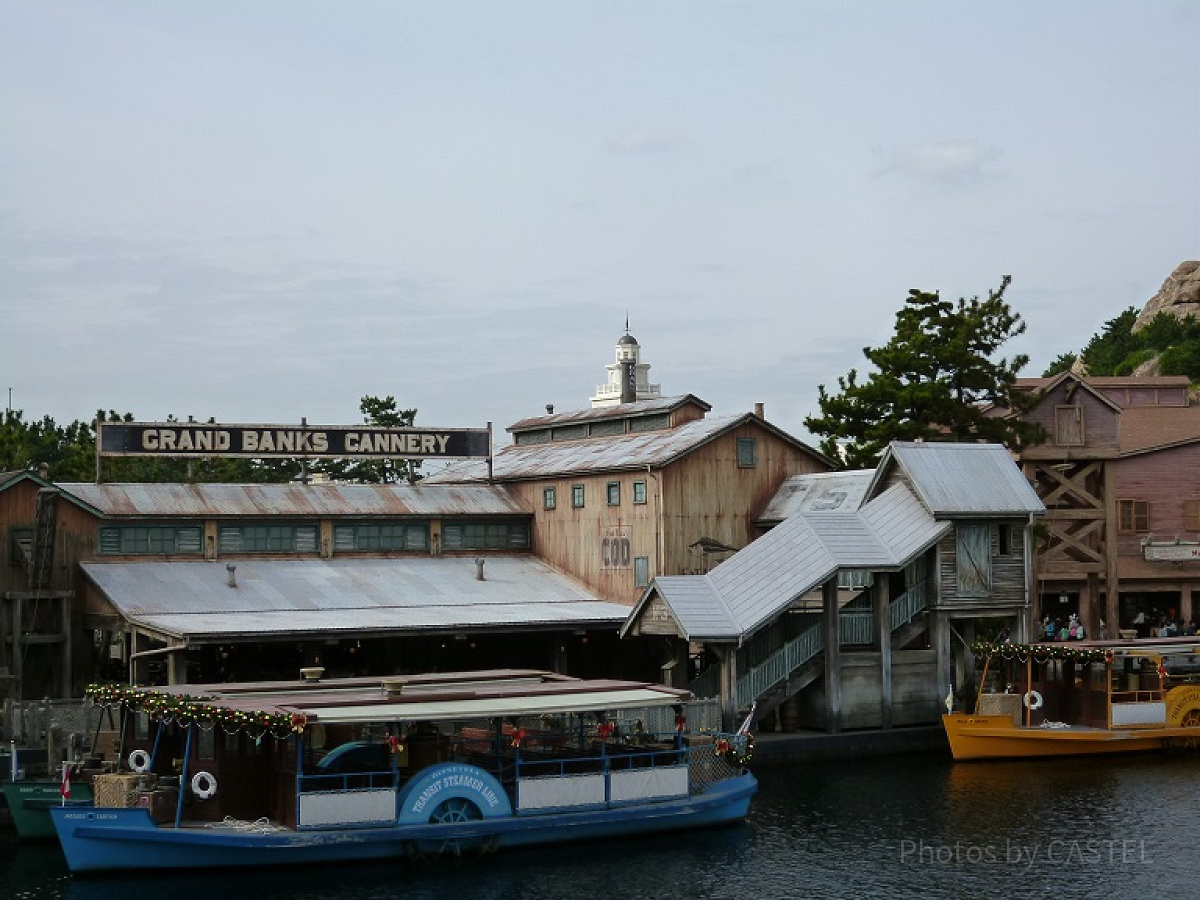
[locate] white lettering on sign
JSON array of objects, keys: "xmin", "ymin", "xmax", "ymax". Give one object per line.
[
  {"xmin": 407, "ymin": 767, "xmax": 502, "ymax": 816},
  {"xmin": 345, "ymin": 433, "xmax": 451, "ymax": 455},
  {"xmin": 142, "ymin": 429, "xmax": 232, "ymax": 452},
  {"xmin": 242, "ymin": 431, "xmax": 329, "ymax": 453}
]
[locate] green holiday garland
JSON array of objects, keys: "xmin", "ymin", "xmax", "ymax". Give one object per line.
[
  {"xmin": 85, "ymin": 683, "xmax": 304, "ymax": 739},
  {"xmin": 970, "ymin": 642, "xmax": 1111, "ymax": 666}
]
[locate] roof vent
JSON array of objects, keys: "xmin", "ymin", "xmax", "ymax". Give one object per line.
[
  {"xmin": 475, "ymin": 557, "xmax": 486, "ymax": 581},
  {"xmin": 226, "ymin": 564, "xmax": 237, "ymax": 588}
]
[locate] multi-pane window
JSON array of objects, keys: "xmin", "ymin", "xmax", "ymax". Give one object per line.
[
  {"xmin": 634, "ymin": 556, "xmax": 650, "ymax": 588},
  {"xmin": 99, "ymin": 525, "xmax": 203, "ymax": 555},
  {"xmin": 633, "ymin": 481, "xmax": 647, "ymax": 504},
  {"xmin": 442, "ymin": 522, "xmax": 531, "ymax": 551},
  {"xmin": 837, "ymin": 570, "xmax": 874, "ymax": 590},
  {"xmin": 218, "ymin": 523, "xmax": 318, "ymax": 553},
  {"xmin": 333, "ymin": 522, "xmax": 428, "ymax": 552},
  {"xmin": 607, "ymin": 482, "xmax": 621, "ymax": 506},
  {"xmin": 543, "ymin": 487, "xmax": 557, "ymax": 510},
  {"xmin": 571, "ymin": 485, "xmax": 585, "ymax": 508},
  {"xmin": 1118, "ymin": 500, "xmax": 1149, "ymax": 533},
  {"xmin": 737, "ymin": 438, "xmax": 757, "ymax": 468}
]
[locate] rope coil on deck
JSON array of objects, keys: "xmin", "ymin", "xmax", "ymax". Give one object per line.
[{"xmin": 204, "ymin": 816, "xmax": 281, "ymax": 833}]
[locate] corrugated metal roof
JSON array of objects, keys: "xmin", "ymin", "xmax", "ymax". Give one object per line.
[
  {"xmin": 58, "ymin": 482, "xmax": 530, "ymax": 519},
  {"xmin": 640, "ymin": 483, "xmax": 952, "ymax": 641},
  {"xmin": 877, "ymin": 442, "xmax": 1045, "ymax": 517},
  {"xmin": 426, "ymin": 413, "xmax": 825, "ymax": 483},
  {"xmin": 650, "ymin": 576, "xmax": 738, "ymax": 641},
  {"xmin": 507, "ymin": 395, "xmax": 711, "ymax": 432},
  {"xmin": 758, "ymin": 471, "xmax": 874, "ymax": 522},
  {"xmin": 82, "ymin": 556, "xmax": 629, "ymax": 641}
]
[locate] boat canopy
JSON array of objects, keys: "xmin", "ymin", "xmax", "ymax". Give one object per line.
[{"xmin": 125, "ymin": 669, "xmax": 692, "ymax": 728}]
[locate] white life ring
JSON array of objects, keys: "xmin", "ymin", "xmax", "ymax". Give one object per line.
[
  {"xmin": 191, "ymin": 770, "xmax": 218, "ymax": 800},
  {"xmin": 1024, "ymin": 690, "xmax": 1044, "ymax": 711},
  {"xmin": 128, "ymin": 749, "xmax": 151, "ymax": 773}
]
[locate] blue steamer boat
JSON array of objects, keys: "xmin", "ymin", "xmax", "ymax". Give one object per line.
[{"xmin": 50, "ymin": 670, "xmax": 756, "ymax": 872}]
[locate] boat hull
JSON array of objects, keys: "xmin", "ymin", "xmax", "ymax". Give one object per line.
[
  {"xmin": 49, "ymin": 773, "xmax": 757, "ymax": 872},
  {"xmin": 942, "ymin": 714, "xmax": 1180, "ymax": 761},
  {"xmin": 2, "ymin": 781, "xmax": 95, "ymax": 839}
]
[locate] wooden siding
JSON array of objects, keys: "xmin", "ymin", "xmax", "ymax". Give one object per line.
[
  {"xmin": 935, "ymin": 522, "xmax": 1029, "ymax": 611},
  {"xmin": 0, "ymin": 478, "xmax": 40, "ymax": 597},
  {"xmin": 1111, "ymin": 443, "xmax": 1200, "ymax": 579},
  {"xmin": 1021, "ymin": 384, "xmax": 1120, "ymax": 459},
  {"xmin": 508, "ymin": 420, "xmax": 829, "ymax": 605},
  {"xmin": 1016, "ymin": 377, "xmax": 1200, "ymax": 632}
]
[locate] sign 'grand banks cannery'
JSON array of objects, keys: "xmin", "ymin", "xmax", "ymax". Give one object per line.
[{"xmin": 97, "ymin": 422, "xmax": 491, "ymax": 459}]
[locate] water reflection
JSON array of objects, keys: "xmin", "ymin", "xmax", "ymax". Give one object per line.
[{"xmin": 4, "ymin": 752, "xmax": 1196, "ymax": 900}]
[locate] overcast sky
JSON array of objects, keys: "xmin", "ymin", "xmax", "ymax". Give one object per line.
[{"xmin": 3, "ymin": 1, "xmax": 1197, "ymax": 448}]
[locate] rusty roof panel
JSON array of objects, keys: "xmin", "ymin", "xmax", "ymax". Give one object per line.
[
  {"xmin": 507, "ymin": 395, "xmax": 712, "ymax": 432},
  {"xmin": 57, "ymin": 482, "xmax": 530, "ymax": 519},
  {"xmin": 427, "ymin": 414, "xmax": 764, "ymax": 482}
]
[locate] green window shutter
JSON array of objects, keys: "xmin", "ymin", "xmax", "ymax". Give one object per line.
[
  {"xmin": 98, "ymin": 527, "xmax": 122, "ymax": 555},
  {"xmin": 294, "ymin": 525, "xmax": 318, "ymax": 553},
  {"xmin": 334, "ymin": 524, "xmax": 356, "ymax": 551}
]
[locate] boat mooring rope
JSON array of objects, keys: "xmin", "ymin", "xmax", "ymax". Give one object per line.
[{"xmin": 204, "ymin": 816, "xmax": 282, "ymax": 833}]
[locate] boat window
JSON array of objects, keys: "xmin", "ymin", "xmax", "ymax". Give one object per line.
[{"xmin": 197, "ymin": 727, "xmax": 216, "ymax": 761}]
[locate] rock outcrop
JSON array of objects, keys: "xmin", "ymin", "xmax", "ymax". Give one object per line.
[{"xmin": 1133, "ymin": 260, "xmax": 1200, "ymax": 331}]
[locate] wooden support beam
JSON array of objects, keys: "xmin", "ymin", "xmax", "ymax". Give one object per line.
[
  {"xmin": 1104, "ymin": 463, "xmax": 1120, "ymax": 635},
  {"xmin": 823, "ymin": 578, "xmax": 841, "ymax": 734},
  {"xmin": 874, "ymin": 574, "xmax": 893, "ymax": 730}
]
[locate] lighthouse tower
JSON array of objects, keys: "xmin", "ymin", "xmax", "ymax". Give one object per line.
[{"xmin": 590, "ymin": 320, "xmax": 662, "ymax": 408}]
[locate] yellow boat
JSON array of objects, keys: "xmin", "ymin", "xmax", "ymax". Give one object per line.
[{"xmin": 943, "ymin": 638, "xmax": 1200, "ymax": 761}]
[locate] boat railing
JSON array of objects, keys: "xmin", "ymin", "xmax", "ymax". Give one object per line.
[
  {"xmin": 513, "ymin": 737, "xmax": 684, "ymax": 779},
  {"xmin": 298, "ymin": 768, "xmax": 398, "ymax": 793}
]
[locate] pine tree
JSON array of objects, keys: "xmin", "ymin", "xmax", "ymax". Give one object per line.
[{"xmin": 805, "ymin": 276, "xmax": 1044, "ymax": 469}]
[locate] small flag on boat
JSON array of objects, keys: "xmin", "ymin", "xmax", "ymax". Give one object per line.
[{"xmin": 59, "ymin": 761, "xmax": 71, "ymax": 804}]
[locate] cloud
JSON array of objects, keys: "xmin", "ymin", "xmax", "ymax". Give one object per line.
[{"xmin": 876, "ymin": 140, "xmax": 998, "ymax": 187}]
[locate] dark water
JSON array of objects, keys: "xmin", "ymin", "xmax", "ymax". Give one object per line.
[{"xmin": 3, "ymin": 752, "xmax": 1194, "ymax": 900}]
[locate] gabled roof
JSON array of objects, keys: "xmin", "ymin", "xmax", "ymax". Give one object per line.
[
  {"xmin": 55, "ymin": 482, "xmax": 529, "ymax": 519},
  {"xmin": 0, "ymin": 469, "xmax": 53, "ymax": 491},
  {"xmin": 82, "ymin": 556, "xmax": 629, "ymax": 643},
  {"xmin": 866, "ymin": 442, "xmax": 1045, "ymax": 518},
  {"xmin": 0, "ymin": 470, "xmax": 106, "ymax": 516},
  {"xmin": 624, "ymin": 483, "xmax": 951, "ymax": 642},
  {"xmin": 1015, "ymin": 372, "xmax": 1125, "ymax": 413},
  {"xmin": 508, "ymin": 395, "xmax": 711, "ymax": 432},
  {"xmin": 425, "ymin": 413, "xmax": 829, "ymax": 483}
]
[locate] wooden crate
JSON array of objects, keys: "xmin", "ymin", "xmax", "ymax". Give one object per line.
[{"xmin": 94, "ymin": 773, "xmax": 140, "ymax": 808}]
